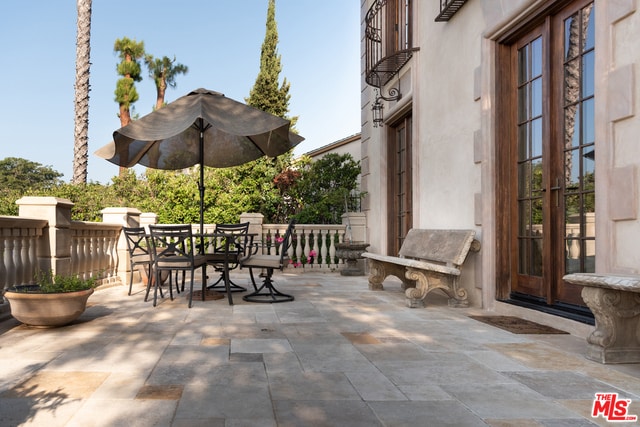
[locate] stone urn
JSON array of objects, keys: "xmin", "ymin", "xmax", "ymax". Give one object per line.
[
  {"xmin": 4, "ymin": 286, "xmax": 94, "ymax": 327},
  {"xmin": 335, "ymin": 242, "xmax": 370, "ymax": 276}
]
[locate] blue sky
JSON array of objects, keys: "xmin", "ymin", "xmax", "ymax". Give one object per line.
[{"xmin": 0, "ymin": 1, "xmax": 361, "ymax": 183}]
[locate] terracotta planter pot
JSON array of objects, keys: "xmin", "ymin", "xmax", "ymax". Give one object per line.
[{"xmin": 4, "ymin": 287, "xmax": 94, "ymax": 327}]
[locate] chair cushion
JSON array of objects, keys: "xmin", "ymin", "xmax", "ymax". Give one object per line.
[
  {"xmin": 241, "ymin": 254, "xmax": 285, "ymax": 269},
  {"xmin": 131, "ymin": 253, "xmax": 152, "ymax": 263}
]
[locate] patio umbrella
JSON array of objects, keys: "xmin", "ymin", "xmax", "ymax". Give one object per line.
[{"xmin": 96, "ymin": 88, "xmax": 304, "ymax": 234}]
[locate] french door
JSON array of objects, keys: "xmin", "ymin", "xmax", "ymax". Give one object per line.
[
  {"xmin": 387, "ymin": 114, "xmax": 413, "ymax": 256},
  {"xmin": 500, "ymin": 0, "xmax": 595, "ymax": 311}
]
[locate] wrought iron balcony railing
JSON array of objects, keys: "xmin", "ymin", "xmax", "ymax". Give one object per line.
[
  {"xmin": 435, "ymin": 0, "xmax": 469, "ymax": 22},
  {"xmin": 365, "ymin": 0, "xmax": 418, "ymax": 88}
]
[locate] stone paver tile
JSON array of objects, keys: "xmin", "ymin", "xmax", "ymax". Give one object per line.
[
  {"xmin": 145, "ymin": 362, "xmax": 200, "ymax": 386},
  {"xmin": 485, "ymin": 420, "xmax": 545, "ymax": 427},
  {"xmin": 171, "ymin": 331, "xmax": 204, "ymax": 345},
  {"xmin": 355, "ymin": 342, "xmax": 432, "ymax": 362},
  {"xmin": 374, "ymin": 355, "xmax": 515, "ymax": 386},
  {"xmin": 269, "ymin": 371, "xmax": 361, "ymax": 401},
  {"xmin": 274, "ymin": 400, "xmax": 382, "ymax": 427},
  {"xmin": 487, "ymin": 342, "xmax": 593, "ymax": 371},
  {"xmin": 91, "ymin": 372, "xmax": 146, "ymax": 399},
  {"xmin": 172, "ymin": 419, "xmax": 225, "ymax": 427},
  {"xmin": 504, "ymin": 371, "xmax": 633, "ymax": 400},
  {"xmin": 231, "ymin": 338, "xmax": 292, "ymax": 353},
  {"xmin": 136, "ymin": 384, "xmax": 183, "ymax": 400},
  {"xmin": 369, "ymin": 400, "xmax": 487, "ymax": 426},
  {"xmin": 558, "ymin": 398, "xmax": 638, "ymax": 427},
  {"xmin": 1, "ymin": 371, "xmax": 108, "ymax": 399},
  {"xmin": 344, "ymin": 370, "xmax": 407, "ymax": 401},
  {"xmin": 0, "ymin": 398, "xmax": 83, "ymax": 427},
  {"xmin": 442, "ymin": 381, "xmax": 581, "ymax": 419},
  {"xmin": 341, "ymin": 332, "xmax": 381, "ymax": 344},
  {"xmin": 263, "ymin": 352, "xmax": 304, "ymax": 374},
  {"xmin": 466, "ymin": 349, "xmax": 538, "ymax": 371},
  {"xmin": 175, "ymin": 381, "xmax": 273, "ymax": 420},
  {"xmin": 65, "ymin": 398, "xmax": 177, "ymax": 427},
  {"xmin": 201, "ymin": 337, "xmax": 230, "ymax": 346},
  {"xmin": 293, "ymin": 343, "xmax": 375, "ymax": 372},
  {"xmin": 397, "ymin": 384, "xmax": 453, "ymax": 400},
  {"xmin": 161, "ymin": 343, "xmax": 229, "ymax": 364},
  {"xmin": 230, "ymin": 352, "xmax": 264, "ymax": 362}
]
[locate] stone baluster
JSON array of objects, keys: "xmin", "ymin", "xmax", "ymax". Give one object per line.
[
  {"xmin": 312, "ymin": 230, "xmax": 321, "ymax": 267},
  {"xmin": 329, "ymin": 229, "xmax": 337, "ymax": 268},
  {"xmin": 294, "ymin": 228, "xmax": 302, "ymax": 263},
  {"xmin": 5, "ymin": 236, "xmax": 16, "ymax": 290},
  {"xmin": 302, "ymin": 228, "xmax": 311, "ymax": 267},
  {"xmin": 0, "ymin": 239, "xmax": 6, "ymax": 294}
]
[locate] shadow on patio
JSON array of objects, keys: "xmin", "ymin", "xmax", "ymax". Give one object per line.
[{"xmin": 1, "ymin": 271, "xmax": 640, "ymax": 426}]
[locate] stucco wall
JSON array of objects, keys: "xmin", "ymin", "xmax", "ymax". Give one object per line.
[{"xmin": 361, "ymin": 0, "xmax": 640, "ymax": 309}]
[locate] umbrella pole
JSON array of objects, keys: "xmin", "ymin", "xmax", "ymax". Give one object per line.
[{"xmin": 198, "ymin": 118, "xmax": 205, "ymax": 251}]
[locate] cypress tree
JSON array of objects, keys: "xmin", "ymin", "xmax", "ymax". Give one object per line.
[{"xmin": 246, "ymin": 0, "xmax": 297, "ymax": 128}]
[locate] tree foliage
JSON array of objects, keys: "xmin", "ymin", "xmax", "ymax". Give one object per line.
[
  {"xmin": 0, "ymin": 157, "xmax": 63, "ymax": 194},
  {"xmin": 144, "ymin": 54, "xmax": 188, "ymax": 110},
  {"xmin": 292, "ymin": 153, "xmax": 363, "ymax": 224},
  {"xmin": 113, "ymin": 37, "xmax": 145, "ymax": 125},
  {"xmin": 246, "ymin": 0, "xmax": 298, "ymax": 129},
  {"xmin": 0, "ymin": 154, "xmax": 362, "ymax": 225}
]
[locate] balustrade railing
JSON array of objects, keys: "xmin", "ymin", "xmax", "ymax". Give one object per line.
[
  {"xmin": 0, "ymin": 217, "xmax": 47, "ymax": 295},
  {"xmin": 1, "ymin": 216, "xmax": 122, "ymax": 303},
  {"xmin": 261, "ymin": 224, "xmax": 346, "ymax": 271},
  {"xmin": 69, "ymin": 222, "xmax": 122, "ymax": 284},
  {"xmin": 2, "ymin": 198, "xmax": 358, "ymax": 308}
]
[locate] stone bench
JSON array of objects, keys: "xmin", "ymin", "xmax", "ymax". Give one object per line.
[
  {"xmin": 564, "ymin": 273, "xmax": 640, "ymax": 364},
  {"xmin": 362, "ymin": 229, "xmax": 480, "ymax": 308}
]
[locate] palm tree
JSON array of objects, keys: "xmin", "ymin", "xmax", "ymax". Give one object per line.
[
  {"xmin": 113, "ymin": 37, "xmax": 145, "ymax": 127},
  {"xmin": 144, "ymin": 55, "xmax": 188, "ymax": 110},
  {"xmin": 114, "ymin": 37, "xmax": 144, "ymax": 176},
  {"xmin": 72, "ymin": 0, "xmax": 92, "ymax": 184}
]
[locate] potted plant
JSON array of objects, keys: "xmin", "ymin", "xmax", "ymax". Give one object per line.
[{"xmin": 4, "ymin": 271, "xmax": 98, "ymax": 327}]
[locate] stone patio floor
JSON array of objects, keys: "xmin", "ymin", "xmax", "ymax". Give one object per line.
[{"xmin": 1, "ymin": 271, "xmax": 640, "ymax": 426}]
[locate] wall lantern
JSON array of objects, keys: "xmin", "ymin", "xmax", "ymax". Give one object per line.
[{"xmin": 371, "ymin": 87, "xmax": 401, "ymax": 128}]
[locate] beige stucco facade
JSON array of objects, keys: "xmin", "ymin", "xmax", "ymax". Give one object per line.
[{"xmin": 360, "ymin": 0, "xmax": 639, "ymax": 328}]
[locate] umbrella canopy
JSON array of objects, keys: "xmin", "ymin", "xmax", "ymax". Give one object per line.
[
  {"xmin": 96, "ymin": 88, "xmax": 304, "ymax": 233},
  {"xmin": 96, "ymin": 88, "xmax": 303, "ymax": 169}
]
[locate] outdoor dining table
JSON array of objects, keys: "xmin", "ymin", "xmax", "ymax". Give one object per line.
[{"xmin": 195, "ymin": 232, "xmax": 258, "ymax": 306}]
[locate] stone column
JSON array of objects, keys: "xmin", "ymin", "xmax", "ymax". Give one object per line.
[
  {"xmin": 101, "ymin": 207, "xmax": 143, "ymax": 285},
  {"xmin": 17, "ymin": 196, "xmax": 73, "ymax": 277},
  {"xmin": 240, "ymin": 212, "xmax": 264, "ymax": 240},
  {"xmin": 139, "ymin": 212, "xmax": 158, "ymax": 232}
]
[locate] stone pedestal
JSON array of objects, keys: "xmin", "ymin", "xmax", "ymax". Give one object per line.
[
  {"xmin": 336, "ymin": 242, "xmax": 369, "ymax": 276},
  {"xmin": 564, "ymin": 273, "xmax": 640, "ymax": 364}
]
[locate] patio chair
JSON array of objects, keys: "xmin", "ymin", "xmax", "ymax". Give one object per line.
[
  {"xmin": 123, "ymin": 227, "xmax": 154, "ymax": 298},
  {"xmin": 240, "ymin": 219, "xmax": 296, "ymax": 303},
  {"xmin": 203, "ymin": 222, "xmax": 253, "ymax": 293},
  {"xmin": 149, "ymin": 224, "xmax": 207, "ymax": 308}
]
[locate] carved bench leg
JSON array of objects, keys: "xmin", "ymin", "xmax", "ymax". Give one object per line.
[
  {"xmin": 404, "ymin": 268, "xmax": 468, "ymax": 308},
  {"xmin": 367, "ymin": 260, "xmax": 416, "ymax": 291},
  {"xmin": 581, "ymin": 286, "xmax": 640, "ymax": 363}
]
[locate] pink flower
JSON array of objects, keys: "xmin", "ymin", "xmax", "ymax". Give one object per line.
[
  {"xmin": 309, "ymin": 250, "xmax": 317, "ymax": 257},
  {"xmin": 276, "ymin": 237, "xmax": 284, "ymax": 243}
]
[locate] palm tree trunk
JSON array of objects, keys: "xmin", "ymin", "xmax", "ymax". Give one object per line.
[{"xmin": 72, "ymin": 0, "xmax": 92, "ymax": 184}]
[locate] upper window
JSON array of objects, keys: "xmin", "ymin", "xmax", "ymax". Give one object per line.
[{"xmin": 365, "ymin": 0, "xmax": 417, "ymax": 88}]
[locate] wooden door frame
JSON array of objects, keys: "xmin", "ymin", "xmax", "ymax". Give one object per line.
[
  {"xmin": 386, "ymin": 114, "xmax": 413, "ymax": 256},
  {"xmin": 495, "ymin": 0, "xmax": 594, "ymax": 308}
]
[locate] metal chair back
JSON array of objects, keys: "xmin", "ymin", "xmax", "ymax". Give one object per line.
[{"xmin": 123, "ymin": 227, "xmax": 152, "ymax": 296}]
